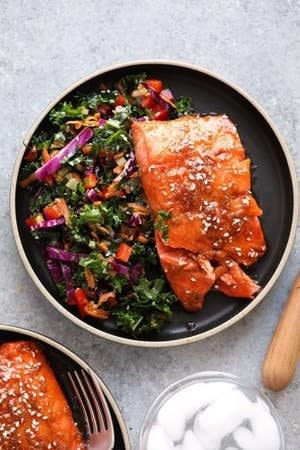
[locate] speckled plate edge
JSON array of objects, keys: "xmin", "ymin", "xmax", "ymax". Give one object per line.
[
  {"xmin": 10, "ymin": 59, "xmax": 299, "ymax": 348},
  {"xmin": 0, "ymin": 324, "xmax": 131, "ymax": 449}
]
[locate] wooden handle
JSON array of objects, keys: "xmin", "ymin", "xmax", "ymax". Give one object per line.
[{"xmin": 262, "ymin": 273, "xmax": 300, "ymax": 391}]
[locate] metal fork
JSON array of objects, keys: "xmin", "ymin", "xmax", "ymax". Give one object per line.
[{"xmin": 68, "ymin": 369, "xmax": 115, "ymax": 450}]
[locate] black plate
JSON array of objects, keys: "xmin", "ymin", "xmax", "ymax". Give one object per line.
[
  {"xmin": 0, "ymin": 326, "xmax": 129, "ymax": 449},
  {"xmin": 11, "ymin": 61, "xmax": 297, "ymax": 346}
]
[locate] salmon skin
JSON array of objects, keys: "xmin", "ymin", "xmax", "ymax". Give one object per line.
[
  {"xmin": 0, "ymin": 340, "xmax": 85, "ymax": 450},
  {"xmin": 131, "ymin": 115, "xmax": 266, "ymax": 311}
]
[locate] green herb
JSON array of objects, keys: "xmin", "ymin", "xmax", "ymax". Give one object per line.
[
  {"xmin": 31, "ymin": 227, "xmax": 62, "ymax": 245},
  {"xmin": 132, "ymin": 243, "xmax": 158, "ymax": 266},
  {"xmin": 50, "ymin": 101, "xmax": 89, "ymax": 125},
  {"xmin": 113, "ymin": 310, "xmax": 144, "ymax": 333},
  {"xmin": 79, "ymin": 252, "xmax": 109, "ymax": 279},
  {"xmin": 154, "ymin": 210, "xmax": 172, "ymax": 240},
  {"xmin": 79, "ymin": 90, "xmax": 118, "ymax": 109},
  {"xmin": 20, "ymin": 161, "xmax": 40, "ymax": 181},
  {"xmin": 30, "ymin": 131, "xmax": 51, "ymax": 152},
  {"xmin": 78, "ymin": 204, "xmax": 103, "ymax": 225},
  {"xmin": 118, "ymin": 73, "xmax": 147, "ymax": 94},
  {"xmin": 92, "ymin": 120, "xmax": 131, "ymax": 153},
  {"xmin": 172, "ymin": 96, "xmax": 194, "ymax": 117},
  {"xmin": 56, "ymin": 282, "xmax": 67, "ymax": 299},
  {"xmin": 72, "ymin": 266, "xmax": 85, "ymax": 287},
  {"xmin": 109, "ymin": 274, "xmax": 128, "ymax": 293},
  {"xmin": 113, "ymin": 277, "xmax": 176, "ymax": 335},
  {"xmin": 67, "ymin": 214, "xmax": 90, "ymax": 245},
  {"xmin": 53, "ymin": 131, "xmax": 66, "ymax": 144},
  {"xmin": 100, "ymin": 201, "xmax": 126, "ymax": 228}
]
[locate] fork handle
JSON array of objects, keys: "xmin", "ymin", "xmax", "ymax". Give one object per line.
[{"xmin": 262, "ymin": 272, "xmax": 300, "ymax": 391}]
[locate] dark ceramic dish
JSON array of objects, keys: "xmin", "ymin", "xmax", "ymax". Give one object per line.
[
  {"xmin": 10, "ymin": 61, "xmax": 298, "ymax": 347},
  {"xmin": 0, "ymin": 325, "xmax": 130, "ymax": 448}
]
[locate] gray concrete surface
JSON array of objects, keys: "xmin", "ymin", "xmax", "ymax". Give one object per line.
[{"xmin": 1, "ymin": 0, "xmax": 300, "ymax": 448}]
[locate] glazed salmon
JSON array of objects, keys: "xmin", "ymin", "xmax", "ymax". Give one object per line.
[
  {"xmin": 131, "ymin": 115, "xmax": 266, "ymax": 311},
  {"xmin": 0, "ymin": 341, "xmax": 85, "ymax": 450}
]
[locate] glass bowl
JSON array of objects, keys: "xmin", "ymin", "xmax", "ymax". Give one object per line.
[{"xmin": 139, "ymin": 371, "xmax": 285, "ymax": 450}]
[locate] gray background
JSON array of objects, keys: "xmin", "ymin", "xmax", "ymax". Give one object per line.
[{"xmin": 1, "ymin": 0, "xmax": 300, "ymax": 448}]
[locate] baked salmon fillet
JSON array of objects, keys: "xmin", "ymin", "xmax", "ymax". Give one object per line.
[
  {"xmin": 131, "ymin": 115, "xmax": 266, "ymax": 311},
  {"xmin": 0, "ymin": 340, "xmax": 85, "ymax": 450}
]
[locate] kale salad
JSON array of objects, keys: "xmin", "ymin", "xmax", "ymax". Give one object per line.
[{"xmin": 19, "ymin": 74, "xmax": 193, "ymax": 337}]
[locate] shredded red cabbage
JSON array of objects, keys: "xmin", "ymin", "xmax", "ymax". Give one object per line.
[
  {"xmin": 129, "ymin": 263, "xmax": 144, "ymax": 283},
  {"xmin": 46, "ymin": 246, "xmax": 87, "ymax": 263},
  {"xmin": 99, "ymin": 118, "xmax": 107, "ymax": 126},
  {"xmin": 144, "ymin": 85, "xmax": 169, "ymax": 110},
  {"xmin": 113, "ymin": 152, "xmax": 136, "ymax": 183},
  {"xmin": 129, "ymin": 213, "xmax": 142, "ymax": 227},
  {"xmin": 126, "ymin": 153, "xmax": 137, "ymax": 175},
  {"xmin": 30, "ymin": 217, "xmax": 65, "ymax": 231},
  {"xmin": 35, "ymin": 127, "xmax": 94, "ymax": 181},
  {"xmin": 46, "ymin": 259, "xmax": 63, "ymax": 283},
  {"xmin": 160, "ymin": 88, "xmax": 174, "ymax": 104},
  {"xmin": 60, "ymin": 263, "xmax": 76, "ymax": 303},
  {"xmin": 84, "ymin": 165, "xmax": 95, "ymax": 176},
  {"xmin": 111, "ymin": 260, "xmax": 129, "ymax": 276},
  {"xmin": 85, "ymin": 188, "xmax": 101, "ymax": 203}
]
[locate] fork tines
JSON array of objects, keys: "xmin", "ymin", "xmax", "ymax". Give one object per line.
[{"xmin": 68, "ymin": 369, "xmax": 113, "ymax": 437}]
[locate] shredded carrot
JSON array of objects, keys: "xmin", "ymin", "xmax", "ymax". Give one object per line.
[
  {"xmin": 138, "ymin": 235, "xmax": 149, "ymax": 244},
  {"xmin": 95, "ymin": 224, "xmax": 111, "ymax": 235},
  {"xmin": 98, "ymin": 291, "xmax": 116, "ymax": 306},
  {"xmin": 127, "ymin": 203, "xmax": 150, "ymax": 215},
  {"xmin": 103, "ymin": 183, "xmax": 124, "ymax": 199},
  {"xmin": 44, "ymin": 175, "xmax": 54, "ymax": 186},
  {"xmin": 81, "ymin": 144, "xmax": 92, "ymax": 155},
  {"xmin": 42, "ymin": 146, "xmax": 51, "ymax": 163},
  {"xmin": 84, "ymin": 302, "xmax": 110, "ymax": 319},
  {"xmin": 65, "ymin": 120, "xmax": 82, "ymax": 130},
  {"xmin": 19, "ymin": 173, "xmax": 37, "ymax": 188},
  {"xmin": 113, "ymin": 152, "xmax": 124, "ymax": 161},
  {"xmin": 97, "ymin": 242, "xmax": 109, "ymax": 254},
  {"xmin": 113, "ymin": 166, "xmax": 123, "ymax": 175},
  {"xmin": 90, "ymin": 231, "xmax": 99, "ymax": 241},
  {"xmin": 84, "ymin": 269, "xmax": 95, "ymax": 289}
]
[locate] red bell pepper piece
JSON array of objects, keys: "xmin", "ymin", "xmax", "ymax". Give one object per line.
[
  {"xmin": 74, "ymin": 287, "xmax": 89, "ymax": 317},
  {"xmin": 83, "ymin": 173, "xmax": 97, "ymax": 189},
  {"xmin": 24, "ymin": 145, "xmax": 38, "ymax": 161},
  {"xmin": 140, "ymin": 95, "xmax": 156, "ymax": 109},
  {"xmin": 115, "ymin": 95, "xmax": 126, "ymax": 106},
  {"xmin": 115, "ymin": 243, "xmax": 132, "ymax": 263},
  {"xmin": 43, "ymin": 198, "xmax": 70, "ymax": 223},
  {"xmin": 151, "ymin": 104, "xmax": 169, "ymax": 121},
  {"xmin": 144, "ymin": 79, "xmax": 163, "ymax": 93}
]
